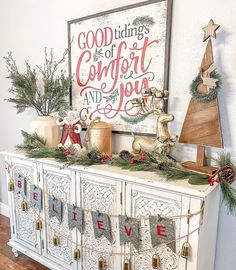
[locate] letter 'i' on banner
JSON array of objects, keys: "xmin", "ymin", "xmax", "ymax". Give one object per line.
[
  {"xmin": 149, "ymin": 215, "xmax": 176, "ymax": 253},
  {"xmin": 14, "ymin": 173, "xmax": 26, "ymax": 196},
  {"xmin": 30, "ymin": 185, "xmax": 42, "ymax": 211},
  {"xmin": 49, "ymin": 195, "xmax": 63, "ymax": 223},
  {"xmin": 68, "ymin": 204, "xmax": 84, "ymax": 233},
  {"xmin": 91, "ymin": 211, "xmax": 113, "ymax": 243},
  {"xmin": 118, "ymin": 215, "xmax": 141, "ymax": 250}
]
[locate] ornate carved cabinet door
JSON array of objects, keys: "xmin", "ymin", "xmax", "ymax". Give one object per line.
[
  {"xmin": 79, "ymin": 171, "xmax": 122, "ymax": 270},
  {"xmin": 41, "ymin": 164, "xmax": 78, "ymax": 270},
  {"xmin": 6, "ymin": 157, "xmax": 42, "ymax": 254},
  {"xmin": 124, "ymin": 183, "xmax": 189, "ymax": 270}
]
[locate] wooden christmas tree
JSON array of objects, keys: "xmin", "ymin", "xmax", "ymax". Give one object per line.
[{"xmin": 179, "ymin": 20, "xmax": 223, "ymax": 175}]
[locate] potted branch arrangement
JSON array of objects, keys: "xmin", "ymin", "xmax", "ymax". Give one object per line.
[{"xmin": 4, "ymin": 49, "xmax": 70, "ymax": 147}]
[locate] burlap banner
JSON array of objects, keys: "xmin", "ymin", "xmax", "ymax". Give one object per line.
[
  {"xmin": 29, "ymin": 185, "xmax": 42, "ymax": 211},
  {"xmin": 68, "ymin": 204, "xmax": 84, "ymax": 233},
  {"xmin": 14, "ymin": 173, "xmax": 26, "ymax": 196},
  {"xmin": 149, "ymin": 215, "xmax": 176, "ymax": 252},
  {"xmin": 49, "ymin": 195, "xmax": 63, "ymax": 223},
  {"xmin": 119, "ymin": 215, "xmax": 141, "ymax": 250},
  {"xmin": 91, "ymin": 211, "xmax": 113, "ymax": 243}
]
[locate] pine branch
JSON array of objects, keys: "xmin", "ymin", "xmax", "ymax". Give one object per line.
[
  {"xmin": 220, "ymin": 179, "xmax": 236, "ymax": 214},
  {"xmin": 4, "ymin": 49, "xmax": 69, "ymax": 116}
]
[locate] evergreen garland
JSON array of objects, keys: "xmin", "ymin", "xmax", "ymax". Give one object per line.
[
  {"xmin": 120, "ymin": 114, "xmax": 147, "ymax": 124},
  {"xmin": 104, "ymin": 89, "xmax": 119, "ymax": 104},
  {"xmin": 17, "ymin": 131, "xmax": 236, "ymax": 214},
  {"xmin": 190, "ymin": 71, "xmax": 222, "ymax": 103},
  {"xmin": 133, "ymin": 16, "xmax": 155, "ymax": 26}
]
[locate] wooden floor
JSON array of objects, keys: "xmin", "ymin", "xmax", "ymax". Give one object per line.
[{"xmin": 0, "ymin": 214, "xmax": 49, "ymax": 270}]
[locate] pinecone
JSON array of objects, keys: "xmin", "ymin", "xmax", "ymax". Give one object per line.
[
  {"xmin": 87, "ymin": 149, "xmax": 101, "ymax": 160},
  {"xmin": 218, "ymin": 165, "xmax": 236, "ymax": 184},
  {"xmin": 157, "ymin": 162, "xmax": 169, "ymax": 171},
  {"xmin": 119, "ymin": 150, "xmax": 132, "ymax": 160}
]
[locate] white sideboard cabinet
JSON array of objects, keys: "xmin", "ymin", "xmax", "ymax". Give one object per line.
[{"xmin": 3, "ymin": 151, "xmax": 220, "ymax": 270}]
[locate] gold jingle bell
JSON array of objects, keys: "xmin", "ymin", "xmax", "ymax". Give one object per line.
[
  {"xmin": 8, "ymin": 182, "xmax": 14, "ymax": 191},
  {"xmin": 98, "ymin": 257, "xmax": 106, "ymax": 270},
  {"xmin": 53, "ymin": 235, "xmax": 60, "ymax": 246},
  {"xmin": 152, "ymin": 254, "xmax": 161, "ymax": 269},
  {"xmin": 21, "ymin": 201, "xmax": 28, "ymax": 211},
  {"xmin": 35, "ymin": 219, "xmax": 43, "ymax": 230},
  {"xmin": 123, "ymin": 259, "xmax": 131, "ymax": 270},
  {"xmin": 74, "ymin": 249, "xmax": 81, "ymax": 260},
  {"xmin": 86, "ymin": 117, "xmax": 112, "ymax": 155},
  {"xmin": 181, "ymin": 242, "xmax": 191, "ymax": 259}
]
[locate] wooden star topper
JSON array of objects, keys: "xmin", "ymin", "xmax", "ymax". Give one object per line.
[{"xmin": 202, "ymin": 19, "xmax": 220, "ymax": 42}]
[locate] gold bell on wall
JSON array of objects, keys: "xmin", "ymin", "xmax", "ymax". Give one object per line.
[
  {"xmin": 8, "ymin": 181, "xmax": 14, "ymax": 191},
  {"xmin": 21, "ymin": 201, "xmax": 28, "ymax": 211},
  {"xmin": 53, "ymin": 235, "xmax": 60, "ymax": 246},
  {"xmin": 181, "ymin": 241, "xmax": 192, "ymax": 259},
  {"xmin": 98, "ymin": 257, "xmax": 106, "ymax": 270},
  {"xmin": 74, "ymin": 249, "xmax": 81, "ymax": 260},
  {"xmin": 123, "ymin": 259, "xmax": 131, "ymax": 270},
  {"xmin": 152, "ymin": 254, "xmax": 161, "ymax": 269},
  {"xmin": 35, "ymin": 219, "xmax": 43, "ymax": 230}
]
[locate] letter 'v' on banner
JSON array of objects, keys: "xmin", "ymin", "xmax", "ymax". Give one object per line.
[{"xmin": 118, "ymin": 215, "xmax": 141, "ymax": 250}]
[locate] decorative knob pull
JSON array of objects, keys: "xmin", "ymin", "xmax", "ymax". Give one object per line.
[
  {"xmin": 8, "ymin": 182, "xmax": 14, "ymax": 191},
  {"xmin": 123, "ymin": 259, "xmax": 131, "ymax": 270},
  {"xmin": 98, "ymin": 257, "xmax": 106, "ymax": 270},
  {"xmin": 35, "ymin": 219, "xmax": 43, "ymax": 230},
  {"xmin": 53, "ymin": 235, "xmax": 60, "ymax": 246},
  {"xmin": 21, "ymin": 201, "xmax": 28, "ymax": 211},
  {"xmin": 152, "ymin": 254, "xmax": 161, "ymax": 269},
  {"xmin": 181, "ymin": 242, "xmax": 191, "ymax": 259},
  {"xmin": 74, "ymin": 249, "xmax": 81, "ymax": 260}
]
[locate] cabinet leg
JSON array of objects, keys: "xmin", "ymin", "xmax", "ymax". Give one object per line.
[{"xmin": 12, "ymin": 248, "xmax": 19, "ymax": 257}]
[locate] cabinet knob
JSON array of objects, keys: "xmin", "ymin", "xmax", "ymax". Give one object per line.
[
  {"xmin": 152, "ymin": 254, "xmax": 161, "ymax": 269},
  {"xmin": 123, "ymin": 259, "xmax": 131, "ymax": 270}
]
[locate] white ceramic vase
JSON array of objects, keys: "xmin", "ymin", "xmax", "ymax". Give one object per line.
[{"xmin": 29, "ymin": 116, "xmax": 61, "ymax": 148}]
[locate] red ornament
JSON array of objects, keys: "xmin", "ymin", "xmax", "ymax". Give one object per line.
[
  {"xmin": 130, "ymin": 158, "xmax": 135, "ymax": 164},
  {"xmin": 209, "ymin": 176, "xmax": 220, "ymax": 186}
]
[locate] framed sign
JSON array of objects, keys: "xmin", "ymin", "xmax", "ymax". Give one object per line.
[{"xmin": 68, "ymin": 0, "xmax": 172, "ymax": 134}]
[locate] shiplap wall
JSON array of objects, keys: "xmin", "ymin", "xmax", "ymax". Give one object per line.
[{"xmin": 0, "ymin": 0, "xmax": 236, "ymax": 269}]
